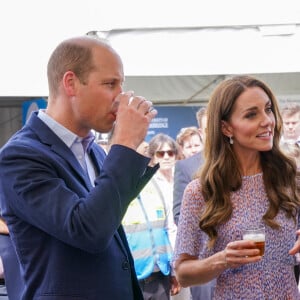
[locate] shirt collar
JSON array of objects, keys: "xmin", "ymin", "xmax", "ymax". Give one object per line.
[{"xmin": 37, "ymin": 109, "xmax": 95, "ymax": 151}]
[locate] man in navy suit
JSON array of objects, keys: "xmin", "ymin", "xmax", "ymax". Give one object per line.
[{"xmin": 0, "ymin": 36, "xmax": 158, "ymax": 300}]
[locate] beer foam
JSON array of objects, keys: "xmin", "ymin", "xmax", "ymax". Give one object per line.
[{"xmin": 243, "ymin": 233, "xmax": 265, "ymax": 242}]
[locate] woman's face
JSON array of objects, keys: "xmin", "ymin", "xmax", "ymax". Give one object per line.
[
  {"xmin": 222, "ymin": 87, "xmax": 275, "ymax": 157},
  {"xmin": 182, "ymin": 134, "xmax": 202, "ymax": 158},
  {"xmin": 152, "ymin": 142, "xmax": 176, "ymax": 170}
]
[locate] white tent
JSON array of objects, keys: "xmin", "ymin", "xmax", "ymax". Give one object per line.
[
  {"xmin": 102, "ymin": 25, "xmax": 300, "ymax": 104},
  {"xmin": 0, "ymin": 0, "xmax": 299, "ymax": 145},
  {"xmin": 0, "ymin": 0, "xmax": 300, "ymax": 104}
]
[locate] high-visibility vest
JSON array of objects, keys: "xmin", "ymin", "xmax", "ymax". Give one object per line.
[{"xmin": 123, "ymin": 179, "xmax": 173, "ymax": 280}]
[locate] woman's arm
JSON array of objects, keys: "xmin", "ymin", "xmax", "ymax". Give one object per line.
[
  {"xmin": 175, "ymin": 240, "xmax": 262, "ymax": 287},
  {"xmin": 174, "ymin": 252, "xmax": 226, "ymax": 287}
]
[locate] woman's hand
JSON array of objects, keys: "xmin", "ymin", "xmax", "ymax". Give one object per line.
[
  {"xmin": 170, "ymin": 275, "xmax": 181, "ymax": 296},
  {"xmin": 175, "ymin": 239, "xmax": 263, "ymax": 287},
  {"xmin": 223, "ymin": 240, "xmax": 263, "ymax": 269},
  {"xmin": 289, "ymin": 229, "xmax": 300, "ymax": 256}
]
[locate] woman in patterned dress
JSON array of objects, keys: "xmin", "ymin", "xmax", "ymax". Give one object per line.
[{"xmin": 173, "ymin": 75, "xmax": 300, "ymax": 299}]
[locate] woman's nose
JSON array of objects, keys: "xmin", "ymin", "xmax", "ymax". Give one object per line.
[{"xmin": 260, "ymin": 113, "xmax": 273, "ymax": 127}]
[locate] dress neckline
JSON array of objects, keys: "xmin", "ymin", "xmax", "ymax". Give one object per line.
[{"xmin": 242, "ymin": 172, "xmax": 263, "ymax": 179}]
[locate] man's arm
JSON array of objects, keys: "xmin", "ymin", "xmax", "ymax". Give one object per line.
[{"xmin": 0, "ymin": 143, "xmax": 157, "ymax": 254}]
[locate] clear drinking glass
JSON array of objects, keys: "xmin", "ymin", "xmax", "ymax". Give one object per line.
[{"xmin": 242, "ymin": 227, "xmax": 265, "ymax": 256}]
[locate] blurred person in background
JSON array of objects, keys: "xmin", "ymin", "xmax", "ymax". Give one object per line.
[
  {"xmin": 95, "ymin": 132, "xmax": 111, "ymax": 153},
  {"xmin": 176, "ymin": 127, "xmax": 202, "ymax": 159},
  {"xmin": 136, "ymin": 140, "xmax": 149, "ymax": 157},
  {"xmin": 196, "ymin": 107, "xmax": 208, "ymax": 149},
  {"xmin": 281, "ymin": 142, "xmax": 300, "ymax": 168},
  {"xmin": 123, "ymin": 133, "xmax": 190, "ymax": 300},
  {"xmin": 280, "ymin": 102, "xmax": 300, "ymax": 145},
  {"xmin": 173, "ymin": 107, "xmax": 207, "ymax": 225}
]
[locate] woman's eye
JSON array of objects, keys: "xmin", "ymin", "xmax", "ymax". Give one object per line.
[
  {"xmin": 245, "ymin": 112, "xmax": 256, "ymax": 119},
  {"xmin": 266, "ymin": 107, "xmax": 273, "ymax": 113}
]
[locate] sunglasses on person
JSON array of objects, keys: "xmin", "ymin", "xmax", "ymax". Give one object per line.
[{"xmin": 155, "ymin": 150, "xmax": 175, "ymax": 158}]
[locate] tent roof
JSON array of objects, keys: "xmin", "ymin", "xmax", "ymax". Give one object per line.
[
  {"xmin": 123, "ymin": 73, "xmax": 300, "ymax": 105},
  {"xmin": 0, "ymin": 0, "xmax": 300, "ymax": 104}
]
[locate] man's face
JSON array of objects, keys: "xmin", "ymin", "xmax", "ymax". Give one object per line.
[
  {"xmin": 72, "ymin": 46, "xmax": 124, "ymax": 136},
  {"xmin": 282, "ymin": 112, "xmax": 300, "ymax": 142}
]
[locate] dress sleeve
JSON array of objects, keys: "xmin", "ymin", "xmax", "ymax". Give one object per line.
[{"xmin": 173, "ymin": 179, "xmax": 204, "ymax": 262}]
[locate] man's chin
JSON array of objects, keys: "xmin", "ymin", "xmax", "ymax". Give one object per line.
[{"xmin": 97, "ymin": 122, "xmax": 115, "ymax": 133}]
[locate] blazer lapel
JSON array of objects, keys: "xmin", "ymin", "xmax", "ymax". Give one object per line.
[
  {"xmin": 51, "ymin": 143, "xmax": 94, "ymax": 190},
  {"xmin": 28, "ymin": 112, "xmax": 93, "ymax": 191}
]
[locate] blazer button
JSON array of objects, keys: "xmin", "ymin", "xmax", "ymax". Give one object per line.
[{"xmin": 122, "ymin": 260, "xmax": 129, "ymax": 270}]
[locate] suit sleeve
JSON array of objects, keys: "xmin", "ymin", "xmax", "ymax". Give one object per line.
[
  {"xmin": 0, "ymin": 143, "xmax": 158, "ymax": 253},
  {"xmin": 173, "ymin": 160, "xmax": 191, "ymax": 225}
]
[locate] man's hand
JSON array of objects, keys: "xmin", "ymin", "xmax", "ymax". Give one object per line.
[{"xmin": 110, "ymin": 91, "xmax": 157, "ymax": 150}]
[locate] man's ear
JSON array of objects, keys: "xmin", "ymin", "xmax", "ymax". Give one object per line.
[
  {"xmin": 62, "ymin": 71, "xmax": 77, "ymax": 96},
  {"xmin": 221, "ymin": 120, "xmax": 232, "ymax": 138}
]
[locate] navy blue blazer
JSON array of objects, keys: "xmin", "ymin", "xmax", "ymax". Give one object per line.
[
  {"xmin": 0, "ymin": 234, "xmax": 24, "ymax": 300},
  {"xmin": 173, "ymin": 152, "xmax": 203, "ymax": 225},
  {"xmin": 0, "ymin": 112, "xmax": 158, "ymax": 300}
]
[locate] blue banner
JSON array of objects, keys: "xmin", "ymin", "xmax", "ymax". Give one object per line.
[
  {"xmin": 146, "ymin": 106, "xmax": 201, "ymax": 141},
  {"xmin": 22, "ymin": 101, "xmax": 201, "ymax": 142},
  {"xmin": 22, "ymin": 98, "xmax": 47, "ymax": 125}
]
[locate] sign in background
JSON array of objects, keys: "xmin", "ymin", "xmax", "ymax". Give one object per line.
[
  {"xmin": 22, "ymin": 98, "xmax": 47, "ymax": 124},
  {"xmin": 146, "ymin": 106, "xmax": 201, "ymax": 142},
  {"xmin": 22, "ymin": 101, "xmax": 201, "ymax": 143}
]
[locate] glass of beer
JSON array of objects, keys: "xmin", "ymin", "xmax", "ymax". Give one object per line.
[{"xmin": 242, "ymin": 227, "xmax": 265, "ymax": 256}]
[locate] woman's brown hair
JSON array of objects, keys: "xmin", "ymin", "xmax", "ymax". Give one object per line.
[{"xmin": 199, "ymin": 75, "xmax": 300, "ymax": 247}]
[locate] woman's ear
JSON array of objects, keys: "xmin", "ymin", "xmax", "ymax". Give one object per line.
[{"xmin": 221, "ymin": 120, "xmax": 232, "ymax": 138}]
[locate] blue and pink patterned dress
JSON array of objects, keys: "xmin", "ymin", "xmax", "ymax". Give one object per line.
[{"xmin": 173, "ymin": 173, "xmax": 300, "ymax": 299}]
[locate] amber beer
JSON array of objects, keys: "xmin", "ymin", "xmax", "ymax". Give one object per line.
[{"xmin": 242, "ymin": 228, "xmax": 265, "ymax": 256}]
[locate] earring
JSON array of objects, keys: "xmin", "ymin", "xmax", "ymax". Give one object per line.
[{"xmin": 229, "ymin": 136, "xmax": 234, "ymax": 145}]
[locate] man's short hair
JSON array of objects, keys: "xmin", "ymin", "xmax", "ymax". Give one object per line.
[{"xmin": 281, "ymin": 102, "xmax": 300, "ymax": 118}]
